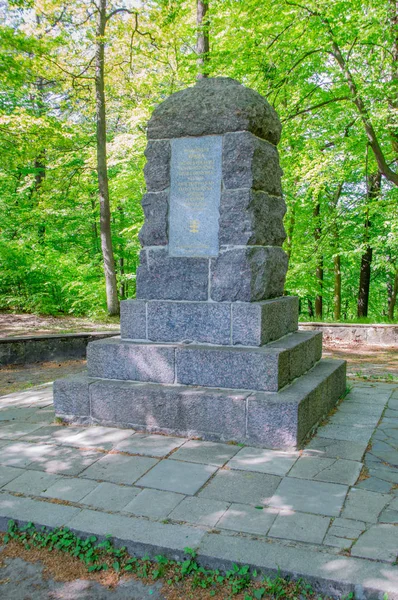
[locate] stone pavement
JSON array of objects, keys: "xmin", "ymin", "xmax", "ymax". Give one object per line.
[{"xmin": 0, "ymin": 382, "xmax": 397, "ymax": 598}]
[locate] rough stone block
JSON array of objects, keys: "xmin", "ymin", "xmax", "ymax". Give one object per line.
[
  {"xmin": 232, "ymin": 296, "xmax": 299, "ymax": 346},
  {"xmin": 147, "ymin": 77, "xmax": 281, "ymax": 145},
  {"xmin": 147, "ymin": 301, "xmax": 231, "ymax": 345},
  {"xmin": 176, "ymin": 332, "xmax": 320, "ymax": 392},
  {"xmin": 138, "ymin": 192, "xmax": 168, "ymax": 247},
  {"xmin": 53, "ymin": 373, "xmax": 91, "ymax": 417},
  {"xmin": 210, "ymin": 247, "xmax": 288, "ymax": 302},
  {"xmin": 120, "ymin": 300, "xmax": 147, "ymax": 340},
  {"xmin": 219, "ymin": 189, "xmax": 286, "ymax": 246},
  {"xmin": 144, "ymin": 139, "xmax": 170, "ymax": 191},
  {"xmin": 136, "ymin": 249, "xmax": 209, "ymax": 301},
  {"xmin": 90, "ymin": 380, "xmax": 249, "ymax": 442},
  {"xmin": 222, "ymin": 132, "xmax": 283, "ymax": 195},
  {"xmin": 87, "ymin": 338, "xmax": 175, "ymax": 383},
  {"xmin": 246, "ymin": 359, "xmax": 346, "ymax": 448}
]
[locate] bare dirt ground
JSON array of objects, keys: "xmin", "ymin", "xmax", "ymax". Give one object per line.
[
  {"xmin": 323, "ymin": 341, "xmax": 398, "ymax": 382},
  {"xmin": 0, "ymin": 313, "xmax": 120, "ymax": 338}
]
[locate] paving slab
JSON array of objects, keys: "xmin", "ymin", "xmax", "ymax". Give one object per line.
[
  {"xmin": 171, "ymin": 440, "xmax": 240, "ymax": 467},
  {"xmin": 226, "ymin": 447, "xmax": 298, "ymax": 476},
  {"xmin": 341, "ymin": 488, "xmax": 392, "ymax": 522},
  {"xmin": 356, "ymin": 476, "xmax": 394, "ymax": 493},
  {"xmin": 66, "ymin": 508, "xmax": 206, "ymax": 552},
  {"xmin": 0, "ymin": 441, "xmax": 54, "ymax": 468},
  {"xmin": 217, "ymin": 503, "xmax": 277, "ymax": 535},
  {"xmin": 80, "ymin": 454, "xmax": 158, "ymax": 485},
  {"xmin": 18, "ymin": 425, "xmax": 82, "ymax": 444},
  {"xmin": 0, "ymin": 492, "xmax": 81, "ymax": 527},
  {"xmin": 323, "ymin": 534, "xmax": 352, "ymax": 549},
  {"xmin": 27, "ymin": 445, "xmax": 102, "ymax": 476},
  {"xmin": 169, "ymin": 497, "xmax": 229, "ymax": 527},
  {"xmin": 124, "ymin": 489, "xmax": 184, "ymax": 519},
  {"xmin": 302, "ymin": 437, "xmax": 368, "ymax": 461},
  {"xmin": 287, "ymin": 456, "xmax": 362, "ymax": 486},
  {"xmin": 328, "ymin": 413, "xmax": 381, "ymax": 428},
  {"xmin": 136, "ymin": 460, "xmax": 217, "ymax": 495},
  {"xmin": 316, "ymin": 424, "xmax": 374, "ymax": 444},
  {"xmin": 41, "ymin": 477, "xmax": 99, "ymax": 502},
  {"xmin": 378, "ymin": 508, "xmax": 398, "ymax": 523},
  {"xmin": 25, "ymin": 406, "xmax": 56, "ymax": 424},
  {"xmin": 351, "ymin": 524, "xmax": 398, "ymax": 563},
  {"xmin": 0, "ymin": 407, "xmax": 37, "ymax": 421},
  {"xmin": 0, "ymin": 465, "xmax": 24, "ymax": 488},
  {"xmin": 4, "ymin": 470, "xmax": 61, "ymax": 496},
  {"xmin": 0, "ymin": 422, "xmax": 44, "ymax": 440},
  {"xmin": 269, "ymin": 510, "xmax": 330, "ymax": 544},
  {"xmin": 335, "ymin": 402, "xmax": 385, "ymax": 417},
  {"xmin": 65, "ymin": 426, "xmax": 135, "ymax": 450},
  {"xmin": 115, "ymin": 433, "xmax": 186, "ymax": 457},
  {"xmin": 269, "ymin": 478, "xmax": 348, "ymax": 516},
  {"xmin": 80, "ymin": 482, "xmax": 140, "ymax": 511},
  {"xmin": 199, "ymin": 469, "xmax": 281, "ymax": 506}
]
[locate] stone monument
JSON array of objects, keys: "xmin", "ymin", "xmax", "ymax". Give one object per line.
[{"xmin": 54, "ymin": 78, "xmax": 346, "ymax": 449}]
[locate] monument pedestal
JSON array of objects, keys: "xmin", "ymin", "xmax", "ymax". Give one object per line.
[{"xmin": 54, "ymin": 78, "xmax": 346, "ymax": 449}]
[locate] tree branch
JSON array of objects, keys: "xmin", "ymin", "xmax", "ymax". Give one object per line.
[{"xmin": 283, "ymin": 96, "xmax": 350, "ymax": 120}]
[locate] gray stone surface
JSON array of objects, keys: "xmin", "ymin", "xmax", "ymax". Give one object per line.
[
  {"xmin": 80, "ymin": 454, "xmax": 158, "ymax": 485},
  {"xmin": 147, "ymin": 301, "xmax": 231, "ymax": 345},
  {"xmin": 120, "ymin": 300, "xmax": 147, "ymax": 340},
  {"xmin": 18, "ymin": 425, "xmax": 82, "ymax": 445},
  {"xmin": 53, "ymin": 373, "xmax": 91, "ymax": 417},
  {"xmin": 232, "ymin": 297, "xmax": 298, "ymax": 346},
  {"xmin": 138, "ymin": 192, "xmax": 168, "ymax": 247},
  {"xmin": 303, "ymin": 437, "xmax": 368, "ymax": 461},
  {"xmin": 269, "ymin": 478, "xmax": 348, "ymax": 516},
  {"xmin": 341, "ymin": 488, "xmax": 392, "ymax": 522},
  {"xmin": 136, "ymin": 460, "xmax": 217, "ymax": 495},
  {"xmin": 0, "ymin": 441, "xmax": 53, "ymax": 468},
  {"xmin": 0, "ymin": 422, "xmax": 43, "ymax": 440},
  {"xmin": 65, "ymin": 426, "xmax": 134, "ymax": 451},
  {"xmin": 90, "ymin": 380, "xmax": 249, "ymax": 442},
  {"xmin": 144, "ymin": 139, "xmax": 170, "ymax": 191},
  {"xmin": 87, "ymin": 338, "xmax": 175, "ymax": 383},
  {"xmin": 115, "ymin": 433, "xmax": 186, "ymax": 457},
  {"xmin": 199, "ymin": 469, "xmax": 281, "ymax": 505},
  {"xmin": 269, "ymin": 510, "xmax": 330, "ymax": 544},
  {"xmin": 169, "ymin": 497, "xmax": 229, "ymax": 527},
  {"xmin": 210, "ymin": 247, "xmax": 287, "ymax": 302},
  {"xmin": 247, "ymin": 359, "xmax": 346, "ymax": 448},
  {"xmin": 136, "ymin": 248, "xmax": 209, "ymax": 301},
  {"xmin": 317, "ymin": 423, "xmax": 374, "ymax": 444},
  {"xmin": 287, "ymin": 456, "xmax": 362, "ymax": 486},
  {"xmin": 222, "ymin": 132, "xmax": 282, "ymax": 194},
  {"xmin": 226, "ymin": 447, "xmax": 298, "ymax": 476},
  {"xmin": 217, "ymin": 503, "xmax": 277, "ymax": 535},
  {"xmin": 0, "ymin": 492, "xmax": 81, "ymax": 528},
  {"xmin": 351, "ymin": 524, "xmax": 398, "ymax": 563},
  {"xmin": 124, "ymin": 489, "xmax": 183, "ymax": 519},
  {"xmin": 27, "ymin": 445, "xmax": 101, "ymax": 476},
  {"xmin": 219, "ymin": 189, "xmax": 286, "ymax": 246},
  {"xmin": 41, "ymin": 477, "xmax": 98, "ymax": 502},
  {"xmin": 147, "ymin": 77, "xmax": 281, "ymax": 145},
  {"xmin": 169, "ymin": 135, "xmax": 222, "ymax": 258},
  {"xmin": 171, "ymin": 440, "xmax": 239, "ymax": 467},
  {"xmin": 0, "ymin": 465, "xmax": 24, "ymax": 488},
  {"xmin": 175, "ymin": 332, "xmax": 319, "ymax": 392},
  {"xmin": 4, "ymin": 470, "xmax": 61, "ymax": 495},
  {"xmin": 80, "ymin": 482, "xmax": 140, "ymax": 511}
]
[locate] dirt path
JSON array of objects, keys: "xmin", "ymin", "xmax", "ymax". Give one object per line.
[{"xmin": 0, "ymin": 313, "xmax": 119, "ymax": 338}]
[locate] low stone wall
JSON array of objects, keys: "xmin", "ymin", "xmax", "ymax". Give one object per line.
[
  {"xmin": 299, "ymin": 322, "xmax": 398, "ymax": 347},
  {"xmin": 0, "ymin": 332, "xmax": 119, "ymax": 366}
]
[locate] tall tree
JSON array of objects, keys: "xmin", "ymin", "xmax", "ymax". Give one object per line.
[{"xmin": 196, "ymin": 0, "xmax": 209, "ymax": 78}]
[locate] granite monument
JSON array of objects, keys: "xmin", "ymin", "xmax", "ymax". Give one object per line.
[{"xmin": 54, "ymin": 78, "xmax": 346, "ymax": 448}]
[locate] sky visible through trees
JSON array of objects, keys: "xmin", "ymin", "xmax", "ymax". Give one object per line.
[{"xmin": 0, "ymin": 0, "xmax": 397, "ymax": 321}]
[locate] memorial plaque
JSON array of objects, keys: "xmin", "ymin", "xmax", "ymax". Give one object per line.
[{"xmin": 169, "ymin": 136, "xmax": 222, "ymax": 257}]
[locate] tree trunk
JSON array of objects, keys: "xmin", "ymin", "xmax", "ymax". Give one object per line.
[
  {"xmin": 308, "ymin": 298, "xmax": 314, "ymax": 318},
  {"xmin": 357, "ymin": 172, "xmax": 381, "ymax": 318},
  {"xmin": 334, "ymin": 254, "xmax": 341, "ymax": 321},
  {"xmin": 286, "ymin": 202, "xmax": 296, "ymax": 265},
  {"xmin": 388, "ymin": 269, "xmax": 398, "ymax": 320},
  {"xmin": 95, "ymin": 0, "xmax": 119, "ymax": 315},
  {"xmin": 313, "ymin": 201, "xmax": 323, "ymax": 319},
  {"xmin": 196, "ymin": 0, "xmax": 209, "ymax": 79}
]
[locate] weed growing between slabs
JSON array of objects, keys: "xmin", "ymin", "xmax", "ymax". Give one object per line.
[{"xmin": 2, "ymin": 520, "xmax": 352, "ymax": 600}]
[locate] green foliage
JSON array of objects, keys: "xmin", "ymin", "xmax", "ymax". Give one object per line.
[
  {"xmin": 0, "ymin": 0, "xmax": 397, "ymax": 321},
  {"xmin": 4, "ymin": 520, "xmax": 337, "ymax": 599}
]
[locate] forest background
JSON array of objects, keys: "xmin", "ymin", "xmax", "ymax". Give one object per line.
[{"xmin": 0, "ymin": 0, "xmax": 397, "ymax": 323}]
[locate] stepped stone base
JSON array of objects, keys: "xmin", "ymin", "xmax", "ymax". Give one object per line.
[{"xmin": 53, "ymin": 359, "xmax": 346, "ymax": 449}]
